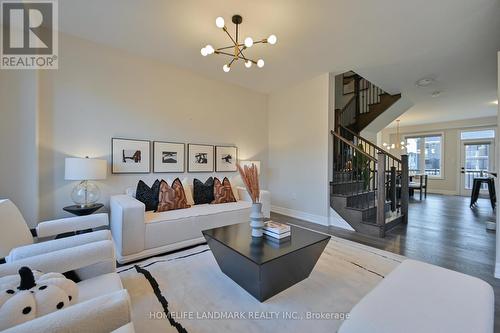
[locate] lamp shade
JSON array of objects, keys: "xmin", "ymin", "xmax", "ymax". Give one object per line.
[
  {"xmin": 65, "ymin": 158, "xmax": 107, "ymax": 181},
  {"xmin": 239, "ymin": 160, "xmax": 261, "ymax": 175}
]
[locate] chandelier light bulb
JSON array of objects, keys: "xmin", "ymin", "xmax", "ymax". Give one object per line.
[
  {"xmin": 245, "ymin": 60, "xmax": 252, "ymax": 68},
  {"xmin": 257, "ymin": 59, "xmax": 265, "ymax": 68},
  {"xmin": 244, "ymin": 37, "xmax": 254, "ymax": 48},
  {"xmin": 200, "ymin": 47, "xmax": 208, "ymax": 56},
  {"xmin": 215, "ymin": 17, "xmax": 225, "ymax": 29},
  {"xmin": 382, "ymin": 142, "xmax": 387, "ymax": 147},
  {"xmin": 400, "ymin": 141, "xmax": 405, "ymax": 145},
  {"xmin": 205, "ymin": 45, "xmax": 214, "ymax": 55},
  {"xmin": 223, "ymin": 64, "xmax": 231, "ymax": 72},
  {"xmin": 391, "ymin": 144, "xmax": 396, "ymax": 149},
  {"xmin": 267, "ymin": 34, "xmax": 277, "ymax": 45}
]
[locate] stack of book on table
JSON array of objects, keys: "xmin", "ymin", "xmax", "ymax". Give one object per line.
[{"xmin": 263, "ymin": 221, "xmax": 291, "ymax": 241}]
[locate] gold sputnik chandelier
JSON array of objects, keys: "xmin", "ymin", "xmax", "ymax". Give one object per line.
[{"xmin": 200, "ymin": 15, "xmax": 277, "ymax": 72}]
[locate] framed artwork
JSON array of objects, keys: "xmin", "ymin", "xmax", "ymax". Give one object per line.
[
  {"xmin": 112, "ymin": 138, "xmax": 151, "ymax": 174},
  {"xmin": 188, "ymin": 144, "xmax": 214, "ymax": 172},
  {"xmin": 153, "ymin": 141, "xmax": 185, "ymax": 173},
  {"xmin": 215, "ymin": 146, "xmax": 238, "ymax": 172}
]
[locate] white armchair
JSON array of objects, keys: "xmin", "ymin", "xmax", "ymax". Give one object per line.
[
  {"xmin": 3, "ymin": 290, "xmax": 134, "ymax": 333},
  {"xmin": 0, "ymin": 200, "xmax": 135, "ymax": 332},
  {"xmin": 0, "ymin": 199, "xmax": 113, "ymax": 278},
  {"xmin": 0, "ymin": 250, "xmax": 134, "ymax": 333}
]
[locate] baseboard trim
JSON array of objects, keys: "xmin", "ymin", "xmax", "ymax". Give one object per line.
[
  {"xmin": 426, "ymin": 189, "xmax": 458, "ymax": 196},
  {"xmin": 495, "ymin": 264, "xmax": 500, "ymax": 279},
  {"xmin": 271, "ymin": 205, "xmax": 329, "ymax": 226}
]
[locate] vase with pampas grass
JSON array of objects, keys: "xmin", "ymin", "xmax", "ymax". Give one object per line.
[{"xmin": 237, "ymin": 162, "xmax": 264, "ymax": 237}]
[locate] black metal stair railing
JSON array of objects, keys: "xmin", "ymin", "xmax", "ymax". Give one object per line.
[
  {"xmin": 331, "ymin": 130, "xmax": 378, "ymax": 211},
  {"xmin": 339, "ymin": 125, "xmax": 402, "ymax": 172},
  {"xmin": 331, "ymin": 130, "xmax": 409, "ymax": 236}
]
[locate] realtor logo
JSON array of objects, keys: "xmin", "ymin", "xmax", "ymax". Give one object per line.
[{"xmin": 1, "ymin": 0, "xmax": 58, "ymax": 69}]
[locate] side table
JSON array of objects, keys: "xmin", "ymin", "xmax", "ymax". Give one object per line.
[
  {"xmin": 63, "ymin": 203, "xmax": 104, "ymax": 216},
  {"xmin": 58, "ymin": 203, "xmax": 105, "ymax": 238}
]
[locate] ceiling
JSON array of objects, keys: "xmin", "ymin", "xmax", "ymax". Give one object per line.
[{"xmin": 59, "ymin": 0, "xmax": 500, "ymax": 126}]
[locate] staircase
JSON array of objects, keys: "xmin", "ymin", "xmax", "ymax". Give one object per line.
[{"xmin": 331, "ymin": 72, "xmax": 409, "ymax": 237}]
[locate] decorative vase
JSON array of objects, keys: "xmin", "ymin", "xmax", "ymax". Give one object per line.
[{"xmin": 250, "ymin": 202, "xmax": 265, "ymax": 237}]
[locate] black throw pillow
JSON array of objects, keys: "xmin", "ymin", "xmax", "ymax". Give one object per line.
[
  {"xmin": 136, "ymin": 180, "xmax": 160, "ymax": 211},
  {"xmin": 193, "ymin": 177, "xmax": 214, "ymax": 205}
]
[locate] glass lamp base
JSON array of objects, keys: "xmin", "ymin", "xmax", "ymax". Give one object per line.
[{"xmin": 71, "ymin": 180, "xmax": 101, "ymax": 207}]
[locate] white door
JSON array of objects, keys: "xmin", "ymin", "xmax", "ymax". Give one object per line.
[{"xmin": 460, "ymin": 140, "xmax": 495, "ymax": 196}]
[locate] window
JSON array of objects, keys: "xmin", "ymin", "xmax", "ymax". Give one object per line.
[
  {"xmin": 405, "ymin": 134, "xmax": 443, "ymax": 177},
  {"xmin": 460, "ymin": 129, "xmax": 495, "ymax": 140},
  {"xmin": 406, "ymin": 137, "xmax": 421, "ymax": 174}
]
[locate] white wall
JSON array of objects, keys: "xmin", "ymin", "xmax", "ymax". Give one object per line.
[
  {"xmin": 37, "ymin": 34, "xmax": 268, "ymax": 220},
  {"xmin": 268, "ymin": 74, "xmax": 331, "ymax": 225},
  {"xmin": 0, "ymin": 71, "xmax": 39, "ymax": 226},
  {"xmin": 381, "ymin": 117, "xmax": 497, "ymax": 195}
]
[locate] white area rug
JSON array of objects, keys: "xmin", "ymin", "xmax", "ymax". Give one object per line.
[{"xmin": 118, "ymin": 233, "xmax": 405, "ymax": 333}]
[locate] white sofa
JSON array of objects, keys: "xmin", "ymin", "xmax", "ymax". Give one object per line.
[
  {"xmin": 110, "ymin": 185, "xmax": 270, "ymax": 264},
  {"xmin": 339, "ymin": 259, "xmax": 494, "ymax": 333}
]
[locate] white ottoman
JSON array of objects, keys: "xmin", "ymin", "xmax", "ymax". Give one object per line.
[{"xmin": 339, "ymin": 259, "xmax": 494, "ymax": 333}]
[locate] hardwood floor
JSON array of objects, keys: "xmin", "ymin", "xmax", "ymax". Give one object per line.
[{"xmin": 271, "ymin": 194, "xmax": 499, "ymax": 330}]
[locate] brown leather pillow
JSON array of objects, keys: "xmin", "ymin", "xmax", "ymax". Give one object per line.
[
  {"xmin": 212, "ymin": 177, "xmax": 237, "ymax": 204},
  {"xmin": 157, "ymin": 178, "xmax": 191, "ymax": 212}
]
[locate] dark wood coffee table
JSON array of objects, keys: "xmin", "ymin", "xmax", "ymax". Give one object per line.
[{"xmin": 202, "ymin": 222, "xmax": 330, "ymax": 302}]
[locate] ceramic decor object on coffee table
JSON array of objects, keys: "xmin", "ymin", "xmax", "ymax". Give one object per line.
[
  {"xmin": 249, "ymin": 203, "xmax": 265, "ymax": 237},
  {"xmin": 203, "ymin": 222, "xmax": 330, "ymax": 302}
]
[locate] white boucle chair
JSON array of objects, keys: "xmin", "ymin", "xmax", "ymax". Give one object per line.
[
  {"xmin": 0, "ymin": 199, "xmax": 113, "ymax": 279},
  {"xmin": 0, "ymin": 230, "xmax": 134, "ymax": 332},
  {"xmin": 0, "ymin": 268, "xmax": 133, "ymax": 333},
  {"xmin": 3, "ymin": 290, "xmax": 134, "ymax": 333},
  {"xmin": 0, "ymin": 253, "xmax": 133, "ymax": 333}
]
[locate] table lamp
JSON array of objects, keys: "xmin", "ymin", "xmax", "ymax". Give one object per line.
[{"xmin": 65, "ymin": 157, "xmax": 107, "ymax": 207}]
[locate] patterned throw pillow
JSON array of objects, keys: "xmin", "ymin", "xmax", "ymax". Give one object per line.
[
  {"xmin": 135, "ymin": 180, "xmax": 160, "ymax": 211},
  {"xmin": 157, "ymin": 178, "xmax": 191, "ymax": 212},
  {"xmin": 193, "ymin": 177, "xmax": 214, "ymax": 205},
  {"xmin": 212, "ymin": 177, "xmax": 237, "ymax": 204}
]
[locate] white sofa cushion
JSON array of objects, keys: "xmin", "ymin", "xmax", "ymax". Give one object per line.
[
  {"xmin": 144, "ymin": 205, "xmax": 251, "ymax": 250},
  {"xmin": 339, "ymin": 259, "xmax": 494, "ymax": 333},
  {"xmin": 144, "ymin": 201, "xmax": 252, "ymax": 224}
]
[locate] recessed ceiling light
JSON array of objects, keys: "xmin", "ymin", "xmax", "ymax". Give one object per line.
[
  {"xmin": 431, "ymin": 91, "xmax": 442, "ymax": 97},
  {"xmin": 416, "ymin": 78, "xmax": 435, "ymax": 87}
]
